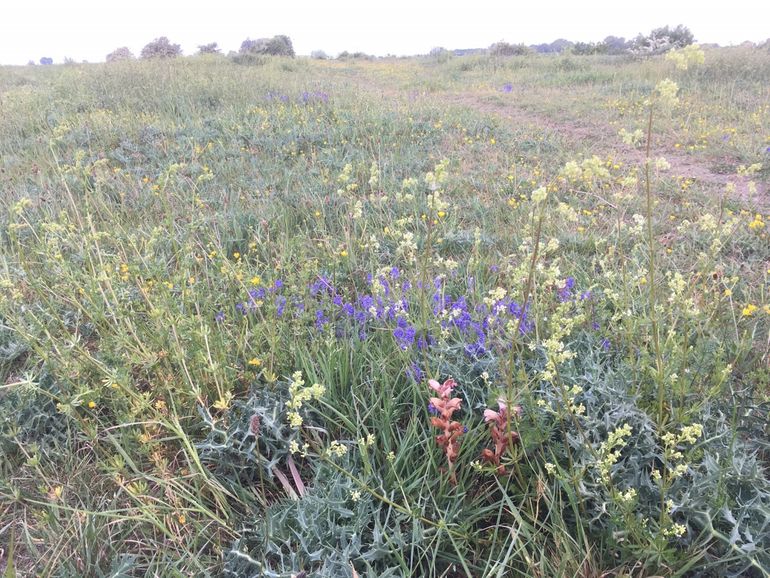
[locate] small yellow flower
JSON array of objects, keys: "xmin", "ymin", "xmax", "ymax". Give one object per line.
[
  {"xmin": 742, "ymin": 304, "xmax": 758, "ymax": 317},
  {"xmin": 340, "ymin": 250, "xmax": 348, "ymax": 257},
  {"xmin": 248, "ymin": 357, "xmax": 262, "ymax": 367},
  {"xmin": 749, "ymin": 215, "xmax": 764, "ymax": 230},
  {"xmin": 177, "ymin": 514, "xmax": 186, "ymax": 525},
  {"xmin": 723, "ymin": 288, "xmax": 732, "ymax": 297},
  {"xmin": 213, "ymin": 391, "xmax": 234, "ymax": 411},
  {"xmin": 437, "ymin": 210, "xmax": 446, "ymax": 218},
  {"xmin": 233, "ymin": 252, "xmax": 241, "ymax": 259},
  {"xmin": 88, "ymin": 401, "xmax": 96, "ymax": 409}
]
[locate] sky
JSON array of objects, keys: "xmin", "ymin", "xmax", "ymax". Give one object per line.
[{"xmin": 0, "ymin": 0, "xmax": 767, "ymax": 65}]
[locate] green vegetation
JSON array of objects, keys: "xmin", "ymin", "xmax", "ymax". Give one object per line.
[{"xmin": 1, "ymin": 47, "xmax": 769, "ymax": 577}]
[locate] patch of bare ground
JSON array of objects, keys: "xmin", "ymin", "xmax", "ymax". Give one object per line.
[{"xmin": 440, "ymin": 90, "xmax": 769, "ymax": 210}]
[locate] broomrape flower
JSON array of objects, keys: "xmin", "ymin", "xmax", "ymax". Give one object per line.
[
  {"xmin": 481, "ymin": 398, "xmax": 521, "ymax": 474},
  {"xmin": 428, "ymin": 378, "xmax": 464, "ymax": 483}
]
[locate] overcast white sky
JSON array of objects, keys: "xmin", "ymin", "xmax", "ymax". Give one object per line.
[{"xmin": 0, "ymin": 0, "xmax": 767, "ymax": 65}]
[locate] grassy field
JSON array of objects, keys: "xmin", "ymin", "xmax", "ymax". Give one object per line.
[{"xmin": 1, "ymin": 47, "xmax": 769, "ymax": 577}]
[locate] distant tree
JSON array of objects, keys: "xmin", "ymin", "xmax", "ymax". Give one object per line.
[
  {"xmin": 602, "ymin": 36, "xmax": 630, "ymax": 55},
  {"xmin": 631, "ymin": 25, "xmax": 694, "ymax": 55},
  {"xmin": 106, "ymin": 47, "xmax": 135, "ymax": 62},
  {"xmin": 533, "ymin": 39, "xmax": 574, "ymax": 54},
  {"xmin": 310, "ymin": 50, "xmax": 329, "ymax": 60},
  {"xmin": 63, "ymin": 57, "xmax": 76, "ymax": 65},
  {"xmin": 265, "ymin": 35, "xmax": 294, "ymax": 57},
  {"xmin": 140, "ymin": 37, "xmax": 182, "ymax": 59},
  {"xmin": 489, "ymin": 41, "xmax": 531, "ymax": 57},
  {"xmin": 240, "ymin": 35, "xmax": 294, "ymax": 57},
  {"xmin": 572, "ymin": 42, "xmax": 605, "ymax": 56},
  {"xmin": 336, "ymin": 51, "xmax": 372, "ymax": 60},
  {"xmin": 197, "ymin": 42, "xmax": 221, "ymax": 55},
  {"xmin": 549, "ymin": 39, "xmax": 574, "ymax": 53},
  {"xmin": 39, "ymin": 57, "xmax": 53, "ymax": 65},
  {"xmin": 27, "ymin": 60, "xmax": 35, "ymax": 66},
  {"xmin": 428, "ymin": 46, "xmax": 452, "ymax": 63},
  {"xmin": 239, "ymin": 38, "xmax": 263, "ymax": 54}
]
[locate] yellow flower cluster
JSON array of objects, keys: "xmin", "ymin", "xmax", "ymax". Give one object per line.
[
  {"xmin": 424, "ymin": 158, "xmax": 450, "ymax": 192},
  {"xmin": 598, "ymin": 424, "xmax": 633, "ymax": 483},
  {"xmin": 326, "ymin": 440, "xmax": 348, "ymax": 458},
  {"xmin": 539, "ymin": 298, "xmax": 586, "ymax": 383},
  {"xmin": 617, "ymin": 487, "xmax": 637, "ymax": 504},
  {"xmin": 286, "ymin": 371, "xmax": 326, "ymax": 428},
  {"xmin": 336, "ymin": 163, "xmax": 358, "ymax": 195},
  {"xmin": 530, "ymin": 186, "xmax": 548, "ymax": 204},
  {"xmin": 742, "ymin": 304, "xmax": 758, "ymax": 317},
  {"xmin": 665, "ymin": 44, "xmax": 705, "ymax": 70},
  {"xmin": 562, "ymin": 156, "xmax": 611, "ymax": 184},
  {"xmin": 659, "ymin": 423, "xmax": 703, "ymax": 480},
  {"xmin": 655, "ymin": 79, "xmax": 680, "ymax": 109},
  {"xmin": 736, "ymin": 163, "xmax": 762, "ymax": 177},
  {"xmin": 619, "ymin": 128, "xmax": 645, "ymax": 147},
  {"xmin": 662, "ymin": 523, "xmax": 687, "ymax": 538},
  {"xmin": 748, "ymin": 214, "xmax": 764, "ymax": 230},
  {"xmin": 368, "ymin": 161, "xmax": 379, "ymax": 189}
]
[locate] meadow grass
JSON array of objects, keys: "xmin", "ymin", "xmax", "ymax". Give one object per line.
[{"xmin": 0, "ymin": 49, "xmax": 769, "ymax": 577}]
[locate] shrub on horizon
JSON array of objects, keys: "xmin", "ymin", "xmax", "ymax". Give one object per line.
[
  {"xmin": 631, "ymin": 24, "xmax": 694, "ymax": 55},
  {"xmin": 197, "ymin": 42, "xmax": 221, "ymax": 55},
  {"xmin": 140, "ymin": 37, "xmax": 182, "ymax": 59},
  {"xmin": 239, "ymin": 35, "xmax": 295, "ymax": 57},
  {"xmin": 106, "ymin": 47, "xmax": 135, "ymax": 62},
  {"xmin": 489, "ymin": 41, "xmax": 532, "ymax": 57}
]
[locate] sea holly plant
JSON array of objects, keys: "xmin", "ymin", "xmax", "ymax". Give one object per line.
[{"xmin": 427, "ymin": 378, "xmax": 464, "ymax": 484}]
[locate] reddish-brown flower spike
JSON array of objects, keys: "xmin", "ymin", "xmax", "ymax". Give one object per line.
[
  {"xmin": 427, "ymin": 377, "xmax": 465, "ymax": 484},
  {"xmin": 480, "ymin": 399, "xmax": 521, "ymax": 475}
]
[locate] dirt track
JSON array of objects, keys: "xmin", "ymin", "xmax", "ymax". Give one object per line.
[{"xmin": 441, "ymin": 90, "xmax": 768, "ymax": 210}]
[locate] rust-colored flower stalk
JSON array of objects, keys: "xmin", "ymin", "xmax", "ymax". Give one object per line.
[
  {"xmin": 481, "ymin": 399, "xmax": 521, "ymax": 475},
  {"xmin": 428, "ymin": 378, "xmax": 464, "ymax": 484}
]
